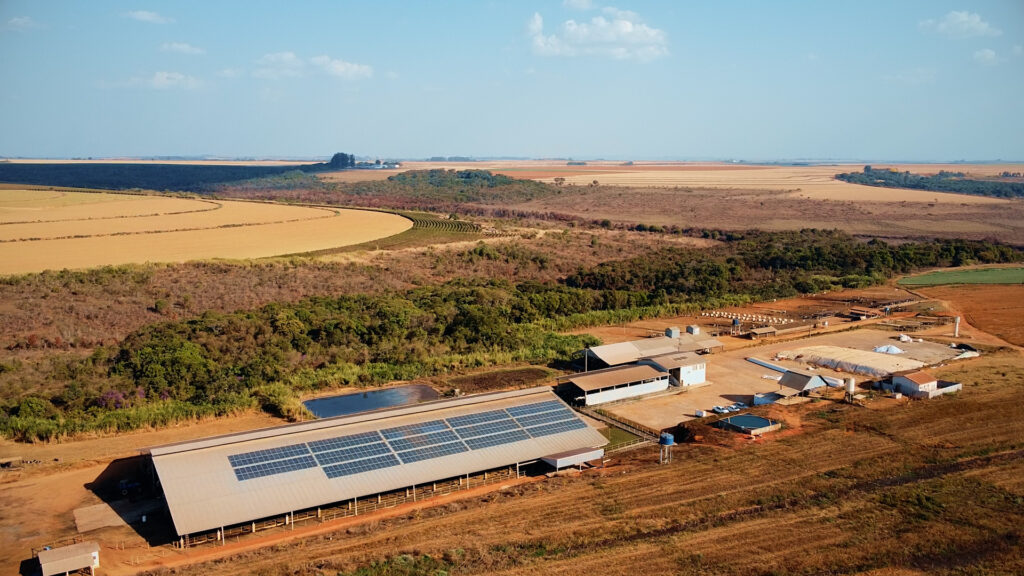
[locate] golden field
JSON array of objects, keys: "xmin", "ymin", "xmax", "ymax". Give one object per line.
[{"xmin": 0, "ymin": 189, "xmax": 411, "ymax": 275}]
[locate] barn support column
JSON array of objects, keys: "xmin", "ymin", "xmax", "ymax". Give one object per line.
[
  {"xmin": 516, "ymin": 462, "xmax": 520, "ymax": 478},
  {"xmin": 252, "ymin": 521, "xmax": 256, "ymax": 533},
  {"xmin": 377, "ymin": 493, "xmax": 381, "ymax": 504},
  {"xmin": 412, "ymin": 484, "xmax": 417, "ymax": 502},
  {"xmin": 353, "ymin": 497, "xmax": 358, "ymax": 515}
]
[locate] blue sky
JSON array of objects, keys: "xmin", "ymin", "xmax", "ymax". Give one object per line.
[{"xmin": 1, "ymin": 1, "xmax": 1022, "ymax": 161}]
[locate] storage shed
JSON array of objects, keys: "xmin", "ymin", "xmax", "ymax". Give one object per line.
[
  {"xmin": 38, "ymin": 541, "xmax": 100, "ymax": 576},
  {"xmin": 889, "ymin": 370, "xmax": 962, "ymax": 399},
  {"xmin": 778, "ymin": 370, "xmax": 828, "ymax": 396},
  {"xmin": 541, "ymin": 447, "xmax": 605, "ymax": 470},
  {"xmin": 565, "ymin": 365, "xmax": 670, "ymax": 406},
  {"xmin": 639, "ymin": 351, "xmax": 707, "ymax": 387}
]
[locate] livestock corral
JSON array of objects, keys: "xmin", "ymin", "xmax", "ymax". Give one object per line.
[{"xmin": 0, "ymin": 187, "xmax": 412, "ymax": 275}]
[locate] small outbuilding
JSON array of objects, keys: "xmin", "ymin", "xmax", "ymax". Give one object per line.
[
  {"xmin": 889, "ymin": 370, "xmax": 962, "ymax": 399},
  {"xmin": 639, "ymin": 351, "xmax": 707, "ymax": 387},
  {"xmin": 565, "ymin": 365, "xmax": 670, "ymax": 406},
  {"xmin": 541, "ymin": 447, "xmax": 605, "ymax": 470},
  {"xmin": 778, "ymin": 370, "xmax": 828, "ymax": 396},
  {"xmin": 38, "ymin": 541, "xmax": 100, "ymax": 576},
  {"xmin": 747, "ymin": 326, "xmax": 777, "ymax": 340}
]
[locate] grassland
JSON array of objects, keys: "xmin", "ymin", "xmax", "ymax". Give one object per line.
[
  {"xmin": 0, "ymin": 189, "xmax": 412, "ymax": 274},
  {"xmin": 899, "ymin": 267, "xmax": 1024, "ymax": 286}
]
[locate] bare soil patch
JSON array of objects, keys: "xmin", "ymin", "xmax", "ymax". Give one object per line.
[{"xmin": 915, "ymin": 284, "xmax": 1024, "ymax": 347}]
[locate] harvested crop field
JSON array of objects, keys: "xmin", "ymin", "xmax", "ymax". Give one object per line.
[
  {"xmin": 0, "ymin": 189, "xmax": 411, "ymax": 274},
  {"xmin": 916, "ymin": 284, "xmax": 1024, "ymax": 347}
]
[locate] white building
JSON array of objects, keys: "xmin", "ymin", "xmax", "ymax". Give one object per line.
[
  {"xmin": 890, "ymin": 370, "xmax": 962, "ymax": 399},
  {"xmin": 565, "ymin": 365, "xmax": 670, "ymax": 406},
  {"xmin": 639, "ymin": 351, "xmax": 707, "ymax": 387}
]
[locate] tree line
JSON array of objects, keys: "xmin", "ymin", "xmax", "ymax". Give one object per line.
[
  {"xmin": 1, "ymin": 230, "xmax": 1019, "ymax": 441},
  {"xmin": 837, "ymin": 166, "xmax": 1024, "ymax": 199}
]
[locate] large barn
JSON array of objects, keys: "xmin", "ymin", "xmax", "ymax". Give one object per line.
[{"xmin": 145, "ymin": 387, "xmax": 607, "ymax": 543}]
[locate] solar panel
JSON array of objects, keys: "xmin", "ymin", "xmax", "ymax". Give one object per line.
[
  {"xmin": 446, "ymin": 409, "xmax": 509, "ymax": 429},
  {"xmin": 228, "ymin": 443, "xmax": 311, "ymax": 468},
  {"xmin": 308, "ymin": 431, "xmax": 382, "ymax": 454},
  {"xmin": 388, "ymin": 429, "xmax": 461, "ymax": 453},
  {"xmin": 513, "ymin": 408, "xmax": 575, "ymax": 429},
  {"xmin": 396, "ymin": 441, "xmax": 468, "ymax": 464},
  {"xmin": 323, "ymin": 454, "xmax": 400, "ymax": 479},
  {"xmin": 380, "ymin": 420, "xmax": 449, "ymax": 440},
  {"xmin": 233, "ymin": 455, "xmax": 318, "ymax": 481},
  {"xmin": 314, "ymin": 442, "xmax": 392, "ymax": 466},
  {"xmin": 525, "ymin": 418, "xmax": 588, "ymax": 438},
  {"xmin": 463, "ymin": 429, "xmax": 531, "ymax": 450},
  {"xmin": 505, "ymin": 400, "xmax": 564, "ymax": 418},
  {"xmin": 454, "ymin": 418, "xmax": 521, "ymax": 439}
]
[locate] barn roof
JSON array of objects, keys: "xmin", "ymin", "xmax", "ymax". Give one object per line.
[
  {"xmin": 778, "ymin": 370, "xmax": 827, "ymax": 392},
  {"xmin": 641, "ymin": 351, "xmax": 706, "ymax": 369},
  {"xmin": 147, "ymin": 387, "xmax": 606, "ymax": 536},
  {"xmin": 566, "ymin": 365, "xmax": 666, "ymax": 392},
  {"xmin": 587, "ymin": 335, "xmax": 723, "ymax": 366},
  {"xmin": 897, "ymin": 370, "xmax": 937, "ymax": 385},
  {"xmin": 38, "ymin": 541, "xmax": 99, "ymax": 576}
]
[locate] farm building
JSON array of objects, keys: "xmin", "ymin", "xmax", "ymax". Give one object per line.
[
  {"xmin": 886, "ymin": 370, "xmax": 962, "ymax": 399},
  {"xmin": 583, "ymin": 329, "xmax": 724, "ymax": 369},
  {"xmin": 37, "ymin": 541, "xmax": 100, "ymax": 576},
  {"xmin": 747, "ymin": 326, "xmax": 777, "ymax": 340},
  {"xmin": 775, "ymin": 345, "xmax": 925, "ymax": 379},
  {"xmin": 145, "ymin": 387, "xmax": 607, "ymax": 544},
  {"xmin": 564, "ymin": 365, "xmax": 670, "ymax": 406},
  {"xmin": 714, "ymin": 414, "xmax": 781, "ymax": 436},
  {"xmin": 778, "ymin": 370, "xmax": 828, "ymax": 396},
  {"xmin": 638, "ymin": 351, "xmax": 707, "ymax": 387}
]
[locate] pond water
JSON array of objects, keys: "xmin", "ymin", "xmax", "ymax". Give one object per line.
[{"xmin": 303, "ymin": 384, "xmax": 439, "ymax": 418}]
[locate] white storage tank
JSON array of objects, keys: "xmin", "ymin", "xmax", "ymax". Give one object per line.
[
  {"xmin": 666, "ymin": 326, "xmax": 681, "ymax": 338},
  {"xmin": 686, "ymin": 325, "xmax": 700, "ymax": 335}
]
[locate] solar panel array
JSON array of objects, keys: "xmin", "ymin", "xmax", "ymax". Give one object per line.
[{"xmin": 228, "ymin": 399, "xmax": 590, "ymax": 482}]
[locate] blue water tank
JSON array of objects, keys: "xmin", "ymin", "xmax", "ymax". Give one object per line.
[
  {"xmin": 732, "ymin": 318, "xmax": 741, "ymax": 326},
  {"xmin": 659, "ymin": 432, "xmax": 675, "ymax": 446}
]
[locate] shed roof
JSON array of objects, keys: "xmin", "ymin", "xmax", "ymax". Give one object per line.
[
  {"xmin": 640, "ymin": 351, "xmax": 706, "ymax": 369},
  {"xmin": 750, "ymin": 327, "xmax": 777, "ymax": 335},
  {"xmin": 566, "ymin": 365, "xmax": 666, "ymax": 392},
  {"xmin": 897, "ymin": 370, "xmax": 937, "ymax": 385},
  {"xmin": 38, "ymin": 541, "xmax": 98, "ymax": 576},
  {"xmin": 587, "ymin": 335, "xmax": 723, "ymax": 366},
  {"xmin": 779, "ymin": 370, "xmax": 827, "ymax": 392},
  {"xmin": 148, "ymin": 387, "xmax": 606, "ymax": 536}
]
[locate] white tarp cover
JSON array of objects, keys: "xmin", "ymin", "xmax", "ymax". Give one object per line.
[
  {"xmin": 873, "ymin": 345, "xmax": 905, "ymax": 355},
  {"xmin": 776, "ymin": 345, "xmax": 925, "ymax": 379}
]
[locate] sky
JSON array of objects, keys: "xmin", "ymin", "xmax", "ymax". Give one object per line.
[{"xmin": 1, "ymin": 1, "xmax": 1022, "ymax": 161}]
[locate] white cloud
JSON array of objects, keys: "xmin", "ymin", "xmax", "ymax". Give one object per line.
[
  {"xmin": 310, "ymin": 55, "xmax": 373, "ymax": 79},
  {"xmin": 919, "ymin": 11, "xmax": 1001, "ymax": 39},
  {"xmin": 149, "ymin": 71, "xmax": 200, "ymax": 89},
  {"xmin": 124, "ymin": 10, "xmax": 174, "ymax": 24},
  {"xmin": 161, "ymin": 42, "xmax": 204, "ymax": 55},
  {"xmin": 217, "ymin": 68, "xmax": 243, "ymax": 78},
  {"xmin": 7, "ymin": 16, "xmax": 38, "ymax": 30},
  {"xmin": 973, "ymin": 48, "xmax": 998, "ymax": 66},
  {"xmin": 528, "ymin": 8, "xmax": 668, "ymax": 61},
  {"xmin": 563, "ymin": 0, "xmax": 593, "ymax": 9},
  {"xmin": 253, "ymin": 51, "xmax": 305, "ymax": 79}
]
